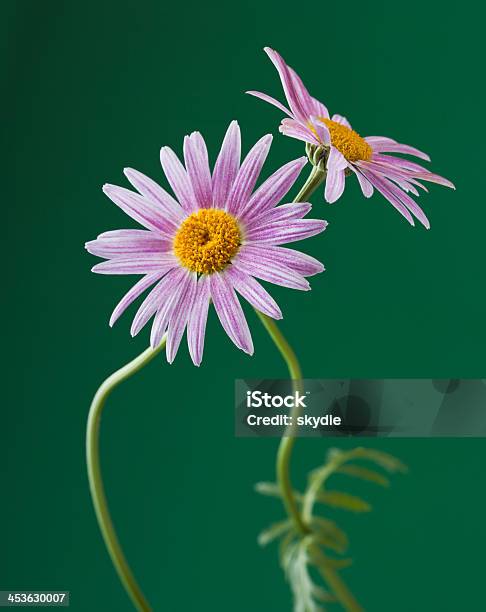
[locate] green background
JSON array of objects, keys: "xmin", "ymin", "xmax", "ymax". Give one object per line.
[{"xmin": 3, "ymin": 0, "xmax": 485, "ymax": 610}]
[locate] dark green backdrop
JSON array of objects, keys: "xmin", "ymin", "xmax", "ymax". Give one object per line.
[{"xmin": 3, "ymin": 1, "xmax": 485, "ymax": 610}]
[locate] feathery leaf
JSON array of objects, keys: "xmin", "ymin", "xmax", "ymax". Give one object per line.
[
  {"xmin": 258, "ymin": 519, "xmax": 293, "ymax": 547},
  {"xmin": 337, "ymin": 464, "xmax": 390, "ymax": 487},
  {"xmin": 316, "ymin": 490, "xmax": 372, "ymax": 513}
]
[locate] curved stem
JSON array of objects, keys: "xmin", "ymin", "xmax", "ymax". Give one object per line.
[
  {"xmin": 255, "ymin": 311, "xmax": 309, "ymax": 536},
  {"xmin": 294, "ymin": 163, "xmax": 326, "ymax": 203},
  {"xmin": 86, "ymin": 338, "xmax": 166, "ymax": 612},
  {"xmin": 252, "ymin": 164, "xmax": 327, "ymax": 535}
]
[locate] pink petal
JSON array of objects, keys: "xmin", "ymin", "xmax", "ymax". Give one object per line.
[
  {"xmin": 309, "ymin": 117, "xmax": 331, "ymax": 146},
  {"xmin": 359, "ymin": 163, "xmax": 431, "ymax": 227},
  {"xmin": 242, "ymin": 245, "xmax": 324, "ymax": 277},
  {"xmin": 245, "ymin": 202, "xmax": 312, "ymax": 231},
  {"xmin": 183, "ymin": 132, "xmax": 213, "ymax": 209},
  {"xmin": 331, "ymin": 114, "xmax": 352, "ymax": 129},
  {"xmin": 279, "ymin": 118, "xmax": 319, "ymax": 145},
  {"xmin": 123, "ymin": 168, "xmax": 185, "ymax": 226},
  {"xmin": 91, "ymin": 253, "xmax": 177, "ymax": 275},
  {"xmin": 324, "ymin": 148, "xmax": 348, "ymax": 204},
  {"xmin": 245, "ymin": 90, "xmax": 292, "ymax": 116},
  {"xmin": 371, "ymin": 154, "xmax": 430, "ymax": 174},
  {"xmin": 350, "ymin": 167, "xmax": 374, "ymax": 198},
  {"xmin": 376, "ymin": 177, "xmax": 430, "ymax": 228},
  {"xmin": 362, "ymin": 161, "xmax": 423, "ymax": 196},
  {"xmin": 370, "ymin": 142, "xmax": 431, "ymax": 161},
  {"xmin": 410, "ymin": 172, "xmax": 455, "ymax": 189},
  {"xmin": 160, "ymin": 146, "xmax": 197, "ymax": 214},
  {"xmin": 187, "ymin": 275, "xmax": 211, "ymax": 366},
  {"xmin": 288, "ymin": 65, "xmax": 315, "ymax": 117},
  {"xmin": 209, "ymin": 272, "xmax": 254, "ymax": 354},
  {"xmin": 102, "ymin": 184, "xmax": 176, "ymax": 235},
  {"xmin": 310, "ymin": 96, "xmax": 329, "ymax": 119},
  {"xmin": 86, "ymin": 229, "xmax": 170, "ymax": 259},
  {"xmin": 226, "ymin": 134, "xmax": 273, "ymax": 215},
  {"xmin": 149, "ymin": 270, "xmax": 189, "ymax": 348},
  {"xmin": 358, "ymin": 169, "xmax": 416, "ymax": 227},
  {"xmin": 130, "ymin": 267, "xmax": 185, "ymax": 337},
  {"xmin": 109, "ymin": 270, "xmax": 166, "ymax": 327},
  {"xmin": 365, "ymin": 136, "xmax": 397, "ymax": 146},
  {"xmin": 240, "ymin": 156, "xmax": 307, "ymax": 220},
  {"xmin": 371, "ymin": 155, "xmax": 455, "ymax": 189},
  {"xmin": 233, "ymin": 250, "xmax": 310, "ymax": 291},
  {"xmin": 166, "ymin": 271, "xmax": 198, "ymax": 363},
  {"xmin": 226, "ymin": 266, "xmax": 282, "ymax": 320},
  {"xmin": 212, "ymin": 120, "xmax": 241, "ymax": 209},
  {"xmin": 263, "ymin": 47, "xmax": 312, "ymax": 122},
  {"xmin": 245, "ymin": 218, "xmax": 327, "ymax": 245}
]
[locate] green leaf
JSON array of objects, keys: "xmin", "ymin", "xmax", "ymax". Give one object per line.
[
  {"xmin": 353, "ymin": 448, "xmax": 408, "ymax": 473},
  {"xmin": 326, "ymin": 447, "xmax": 344, "ymax": 462},
  {"xmin": 311, "ymin": 517, "xmax": 348, "ymax": 554},
  {"xmin": 254, "ymin": 481, "xmax": 282, "ymax": 497},
  {"xmin": 316, "ymin": 490, "xmax": 372, "ymax": 513},
  {"xmin": 337, "ymin": 464, "xmax": 390, "ymax": 487},
  {"xmin": 258, "ymin": 519, "xmax": 293, "ymax": 547},
  {"xmin": 255, "ymin": 481, "xmax": 303, "ymax": 502},
  {"xmin": 311, "ymin": 584, "xmax": 336, "ymax": 603},
  {"xmin": 321, "ymin": 556, "xmax": 353, "ymax": 570}
]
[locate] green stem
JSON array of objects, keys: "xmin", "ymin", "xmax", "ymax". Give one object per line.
[
  {"xmin": 293, "ymin": 163, "xmax": 326, "ymax": 203},
  {"xmin": 302, "ymin": 456, "xmax": 364, "ymax": 612},
  {"xmin": 256, "ymin": 164, "xmax": 361, "ymax": 612},
  {"xmin": 86, "ymin": 338, "xmax": 166, "ymax": 612},
  {"xmin": 255, "ymin": 311, "xmax": 309, "ymax": 536},
  {"xmin": 252, "ymin": 164, "xmax": 327, "ymax": 535}
]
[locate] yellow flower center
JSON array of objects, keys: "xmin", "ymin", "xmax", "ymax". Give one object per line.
[
  {"xmin": 173, "ymin": 208, "xmax": 241, "ymax": 274},
  {"xmin": 316, "ymin": 117, "xmax": 372, "ymax": 162}
]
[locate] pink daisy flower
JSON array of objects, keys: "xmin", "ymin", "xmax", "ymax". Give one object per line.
[
  {"xmin": 247, "ymin": 47, "xmax": 455, "ymax": 228},
  {"xmin": 86, "ymin": 121, "xmax": 327, "ymax": 366}
]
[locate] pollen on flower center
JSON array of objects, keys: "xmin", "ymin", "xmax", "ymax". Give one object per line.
[
  {"xmin": 320, "ymin": 118, "xmax": 372, "ymax": 162},
  {"xmin": 174, "ymin": 208, "xmax": 241, "ymax": 274}
]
